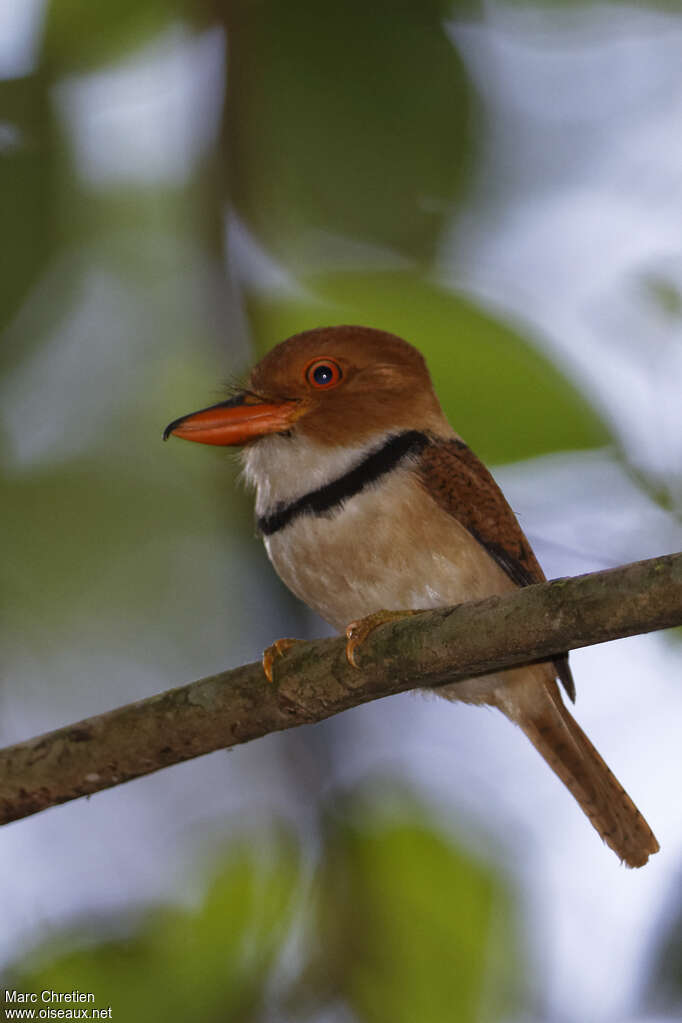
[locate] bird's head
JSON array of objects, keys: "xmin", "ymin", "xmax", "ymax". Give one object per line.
[{"xmin": 164, "ymin": 325, "xmax": 448, "ymax": 448}]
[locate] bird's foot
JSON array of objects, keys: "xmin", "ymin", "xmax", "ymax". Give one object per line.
[
  {"xmin": 345, "ymin": 609, "xmax": 425, "ymax": 669},
  {"xmin": 262, "ymin": 638, "xmax": 304, "ymax": 683}
]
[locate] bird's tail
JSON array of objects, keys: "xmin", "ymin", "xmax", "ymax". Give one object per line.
[{"xmin": 497, "ymin": 679, "xmax": 659, "ymax": 868}]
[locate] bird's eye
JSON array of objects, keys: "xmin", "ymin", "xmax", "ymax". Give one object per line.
[{"xmin": 305, "ymin": 358, "xmax": 343, "ymax": 390}]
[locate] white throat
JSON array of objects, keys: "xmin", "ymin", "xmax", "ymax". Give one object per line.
[{"xmin": 241, "ymin": 432, "xmax": 387, "ymax": 516}]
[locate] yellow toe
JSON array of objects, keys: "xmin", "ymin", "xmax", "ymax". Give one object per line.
[
  {"xmin": 345, "ymin": 609, "xmax": 423, "ymax": 669},
  {"xmin": 262, "ymin": 637, "xmax": 302, "ymax": 683}
]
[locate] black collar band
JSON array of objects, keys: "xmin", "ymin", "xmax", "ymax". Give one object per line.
[{"xmin": 258, "ymin": 430, "xmax": 431, "ymax": 537}]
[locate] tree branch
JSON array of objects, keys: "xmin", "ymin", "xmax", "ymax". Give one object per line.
[{"xmin": 2, "ymin": 552, "xmax": 681, "ymax": 827}]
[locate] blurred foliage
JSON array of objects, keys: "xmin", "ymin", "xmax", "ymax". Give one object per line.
[
  {"xmin": 640, "ymin": 273, "xmax": 682, "ymax": 322},
  {"xmin": 248, "ymin": 270, "xmax": 608, "ymax": 464},
  {"xmin": 644, "ymin": 893, "xmax": 682, "ymax": 1019},
  {"xmin": 2, "ymin": 1, "xmax": 681, "ymax": 1022},
  {"xmin": 3, "ymin": 830, "xmax": 300, "ymax": 1023},
  {"xmin": 224, "ymin": 0, "xmax": 475, "ymax": 267},
  {"xmin": 293, "ymin": 790, "xmax": 520, "ymax": 1023},
  {"xmin": 3, "ymin": 792, "xmax": 518, "ymax": 1023},
  {"xmin": 1, "ymin": 345, "xmax": 255, "ymax": 660},
  {"xmin": 43, "ymin": 0, "xmax": 188, "ymax": 72},
  {"xmin": 0, "ymin": 71, "xmax": 54, "ymax": 338}
]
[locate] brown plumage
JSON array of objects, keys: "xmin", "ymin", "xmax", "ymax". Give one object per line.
[
  {"xmin": 165, "ymin": 324, "xmax": 659, "ymax": 867},
  {"xmin": 417, "ymin": 437, "xmax": 576, "ymax": 701},
  {"xmin": 501, "ymin": 679, "xmax": 658, "ymax": 868},
  {"xmin": 416, "ymin": 436, "xmax": 656, "ymax": 866}
]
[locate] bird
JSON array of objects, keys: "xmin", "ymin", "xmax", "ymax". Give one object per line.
[{"xmin": 164, "ymin": 324, "xmax": 659, "ymax": 867}]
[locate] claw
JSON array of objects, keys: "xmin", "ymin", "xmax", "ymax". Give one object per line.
[
  {"xmin": 345, "ymin": 609, "xmax": 424, "ymax": 669},
  {"xmin": 262, "ymin": 637, "xmax": 303, "ymax": 682}
]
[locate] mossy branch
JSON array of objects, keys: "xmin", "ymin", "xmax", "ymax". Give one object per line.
[{"xmin": 1, "ymin": 552, "xmax": 681, "ymax": 827}]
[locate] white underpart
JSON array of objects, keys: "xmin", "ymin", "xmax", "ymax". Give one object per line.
[
  {"xmin": 242, "ymin": 433, "xmax": 382, "ymax": 515},
  {"xmin": 242, "ymin": 432, "xmax": 523, "ymax": 704}
]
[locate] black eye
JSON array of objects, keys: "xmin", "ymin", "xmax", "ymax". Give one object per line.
[{"xmin": 305, "ymin": 358, "xmax": 343, "ymax": 389}]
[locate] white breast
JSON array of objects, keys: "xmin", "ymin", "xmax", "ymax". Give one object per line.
[
  {"xmin": 242, "ymin": 434, "xmax": 514, "ymax": 632},
  {"xmin": 242, "ymin": 433, "xmax": 376, "ymax": 516}
]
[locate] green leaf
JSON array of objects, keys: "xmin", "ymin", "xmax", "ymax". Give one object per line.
[
  {"xmin": 43, "ymin": 0, "xmax": 189, "ymax": 73},
  {"xmin": 298, "ymin": 788, "xmax": 520, "ymax": 1023},
  {"xmin": 4, "ymin": 832, "xmax": 300, "ymax": 1023},
  {"xmin": 247, "ymin": 269, "xmax": 610, "ymax": 464},
  {"xmin": 0, "ymin": 75, "xmax": 54, "ymax": 337},
  {"xmin": 226, "ymin": 0, "xmax": 474, "ymax": 264},
  {"xmin": 0, "ymin": 352, "xmax": 254, "ymax": 639}
]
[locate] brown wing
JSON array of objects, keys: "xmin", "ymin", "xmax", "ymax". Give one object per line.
[{"xmin": 417, "ymin": 437, "xmax": 575, "ymax": 702}]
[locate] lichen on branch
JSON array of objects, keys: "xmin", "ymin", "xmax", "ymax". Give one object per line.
[{"xmin": 1, "ymin": 552, "xmax": 681, "ymax": 827}]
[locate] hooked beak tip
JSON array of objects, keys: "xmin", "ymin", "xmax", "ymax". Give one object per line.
[
  {"xmin": 162, "ymin": 393, "xmax": 251, "ymax": 444},
  {"xmin": 162, "ymin": 393, "xmax": 304, "ymax": 447}
]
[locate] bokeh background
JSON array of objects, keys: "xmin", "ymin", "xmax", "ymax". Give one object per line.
[{"xmin": 2, "ymin": 1, "xmax": 682, "ymax": 1020}]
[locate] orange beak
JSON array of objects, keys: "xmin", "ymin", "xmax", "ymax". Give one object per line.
[{"xmin": 163, "ymin": 392, "xmax": 303, "ymax": 446}]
